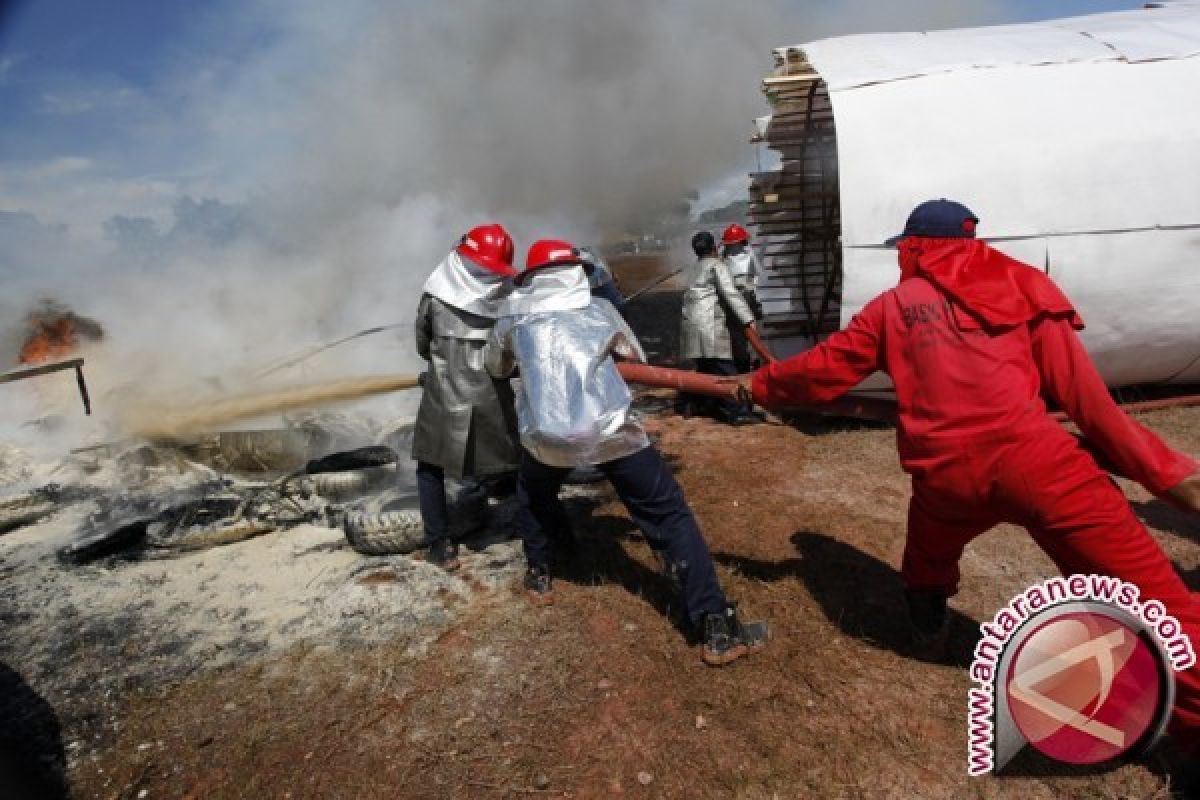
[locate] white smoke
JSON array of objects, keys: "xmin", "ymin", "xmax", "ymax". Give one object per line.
[{"xmin": 0, "ymin": 0, "xmax": 1007, "ymax": 449}]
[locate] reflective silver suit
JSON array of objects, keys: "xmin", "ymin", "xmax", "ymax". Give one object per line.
[
  {"xmin": 485, "ymin": 298, "xmax": 648, "ymax": 468},
  {"xmin": 411, "ymin": 293, "xmax": 520, "ymax": 479},
  {"xmin": 680, "ymin": 256, "xmax": 755, "ymax": 361},
  {"xmin": 725, "ymin": 249, "xmax": 760, "ymax": 293}
]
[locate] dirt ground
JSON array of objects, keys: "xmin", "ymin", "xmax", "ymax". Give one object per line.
[{"xmin": 12, "ymin": 402, "xmax": 1191, "ymax": 799}]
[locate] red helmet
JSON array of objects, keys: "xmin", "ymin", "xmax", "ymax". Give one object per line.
[
  {"xmin": 721, "ymin": 223, "xmax": 750, "ymax": 245},
  {"xmin": 517, "ymin": 239, "xmax": 581, "ymax": 284},
  {"xmin": 456, "ymin": 223, "xmax": 516, "ymax": 277}
]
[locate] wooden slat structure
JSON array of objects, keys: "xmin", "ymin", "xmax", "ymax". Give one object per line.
[{"xmin": 750, "ymin": 48, "xmax": 842, "ymax": 355}]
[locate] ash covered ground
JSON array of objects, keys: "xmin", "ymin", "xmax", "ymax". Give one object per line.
[
  {"xmin": 0, "ymin": 423, "xmax": 541, "ymax": 799},
  {"xmin": 1, "ymin": 400, "xmax": 1198, "ymax": 799}
]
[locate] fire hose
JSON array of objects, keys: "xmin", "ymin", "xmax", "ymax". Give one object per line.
[
  {"xmin": 613, "ymin": 361, "xmax": 899, "ymax": 422},
  {"xmin": 622, "ymin": 269, "xmax": 684, "ymax": 303},
  {"xmin": 611, "ymin": 363, "xmax": 1197, "ymax": 487},
  {"xmin": 615, "ymin": 362, "xmax": 742, "ymax": 400},
  {"xmin": 127, "ymin": 351, "xmax": 1200, "ymax": 448},
  {"xmin": 744, "ymin": 324, "xmax": 776, "ymax": 365}
]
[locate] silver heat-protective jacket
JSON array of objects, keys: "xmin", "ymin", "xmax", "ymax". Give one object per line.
[
  {"xmin": 411, "ymin": 293, "xmax": 520, "ymax": 479},
  {"xmin": 484, "ymin": 298, "xmax": 649, "ymax": 468},
  {"xmin": 680, "ymin": 255, "xmax": 755, "ymax": 361},
  {"xmin": 724, "ymin": 247, "xmax": 760, "ymax": 293}
]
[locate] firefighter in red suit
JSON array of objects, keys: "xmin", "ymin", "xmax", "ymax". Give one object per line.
[{"xmin": 745, "ymin": 199, "xmax": 1200, "ymax": 751}]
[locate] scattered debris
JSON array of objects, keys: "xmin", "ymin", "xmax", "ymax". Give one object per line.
[{"xmin": 0, "ymin": 485, "xmax": 89, "ymax": 535}]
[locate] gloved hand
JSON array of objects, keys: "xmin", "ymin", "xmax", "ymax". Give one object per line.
[
  {"xmin": 1165, "ymin": 471, "xmax": 1200, "ymax": 513},
  {"xmin": 715, "ymin": 374, "xmax": 755, "ymax": 406}
]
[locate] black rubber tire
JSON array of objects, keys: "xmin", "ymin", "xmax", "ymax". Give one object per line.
[
  {"xmin": 57, "ymin": 517, "xmax": 149, "ymax": 565},
  {"xmin": 343, "ymin": 509, "xmax": 425, "ymax": 556},
  {"xmin": 309, "ymin": 466, "xmax": 395, "ymax": 501},
  {"xmin": 305, "ymin": 446, "xmax": 397, "ymax": 475}
]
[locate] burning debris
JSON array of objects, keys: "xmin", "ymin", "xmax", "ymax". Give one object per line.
[
  {"xmin": 17, "ymin": 300, "xmax": 104, "ymax": 366},
  {"xmin": 1, "ymin": 300, "xmax": 102, "ymax": 417},
  {"xmin": 1, "ymin": 429, "xmax": 516, "ymax": 566}
]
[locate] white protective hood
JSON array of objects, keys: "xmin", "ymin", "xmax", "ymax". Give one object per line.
[
  {"xmin": 422, "ymin": 251, "xmax": 509, "ymax": 318},
  {"xmin": 578, "ymin": 246, "xmax": 614, "ymax": 289},
  {"xmin": 503, "ymin": 265, "xmax": 592, "ymax": 315}
]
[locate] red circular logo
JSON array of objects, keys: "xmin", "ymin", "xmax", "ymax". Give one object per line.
[{"xmin": 1005, "ymin": 611, "xmax": 1164, "ymax": 764}]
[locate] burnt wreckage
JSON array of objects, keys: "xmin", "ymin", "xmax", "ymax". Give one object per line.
[{"xmin": 1, "ymin": 438, "xmax": 514, "ymax": 566}]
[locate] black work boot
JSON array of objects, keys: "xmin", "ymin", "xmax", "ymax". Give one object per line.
[
  {"xmin": 524, "ymin": 564, "xmax": 555, "ymax": 606},
  {"xmin": 426, "ymin": 538, "xmax": 461, "ymax": 571},
  {"xmin": 906, "ymin": 589, "xmax": 950, "ymax": 662},
  {"xmin": 701, "ymin": 605, "xmax": 768, "ymax": 666}
]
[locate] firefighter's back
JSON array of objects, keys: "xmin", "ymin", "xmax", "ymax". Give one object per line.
[{"xmin": 880, "ymin": 276, "xmax": 1053, "ymax": 464}]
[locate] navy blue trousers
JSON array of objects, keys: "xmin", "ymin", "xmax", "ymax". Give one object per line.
[
  {"xmin": 516, "ymin": 445, "xmax": 727, "ymax": 624},
  {"xmin": 416, "ymin": 461, "xmax": 449, "ymax": 543}
]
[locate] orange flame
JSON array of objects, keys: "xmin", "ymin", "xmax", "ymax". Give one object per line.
[{"xmin": 17, "ymin": 304, "xmax": 104, "ymax": 365}]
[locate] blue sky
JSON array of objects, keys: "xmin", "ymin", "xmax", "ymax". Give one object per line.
[
  {"xmin": 0, "ymin": 0, "xmax": 1147, "ymax": 240},
  {"xmin": 1, "ymin": 0, "xmax": 237, "ymax": 164}
]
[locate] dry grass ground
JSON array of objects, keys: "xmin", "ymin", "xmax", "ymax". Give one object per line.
[{"xmin": 67, "ymin": 405, "xmax": 1200, "ymax": 799}]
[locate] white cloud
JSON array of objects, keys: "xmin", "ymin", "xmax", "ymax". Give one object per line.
[
  {"xmin": 35, "ymin": 156, "xmax": 93, "ymax": 177},
  {"xmin": 39, "ymin": 82, "xmax": 140, "ymax": 115},
  {"xmin": 0, "ymin": 160, "xmax": 175, "ymax": 240}
]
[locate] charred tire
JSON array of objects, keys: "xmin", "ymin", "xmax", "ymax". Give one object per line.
[
  {"xmin": 159, "ymin": 520, "xmax": 278, "ymax": 553},
  {"xmin": 343, "ymin": 509, "xmax": 425, "ymax": 556},
  {"xmin": 305, "ymin": 446, "xmax": 397, "ymax": 475},
  {"xmin": 309, "ymin": 466, "xmax": 395, "ymax": 501},
  {"xmin": 57, "ymin": 519, "xmax": 149, "ymax": 565}
]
